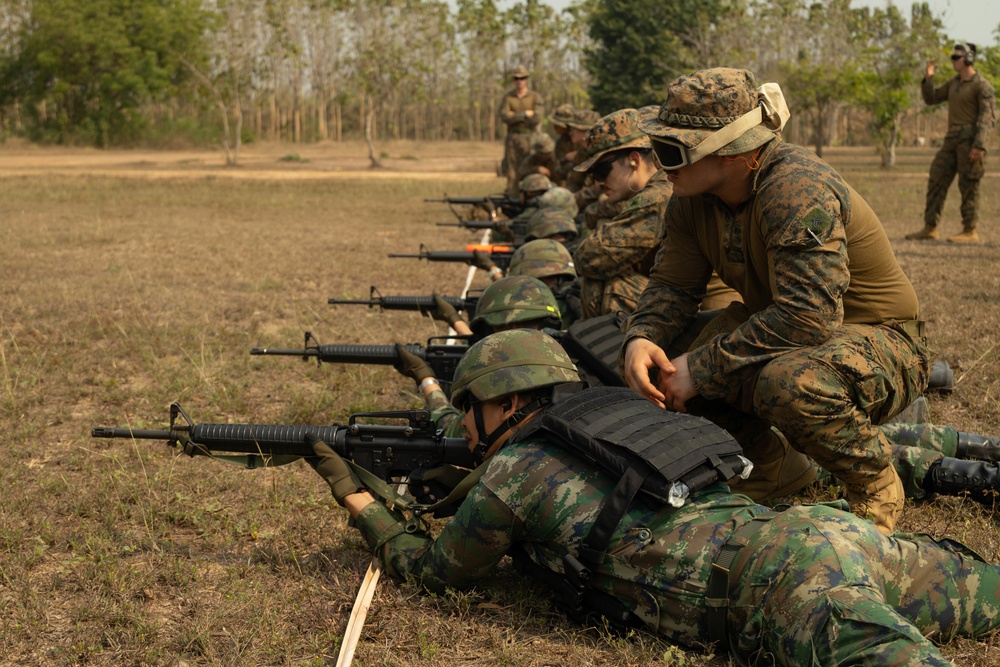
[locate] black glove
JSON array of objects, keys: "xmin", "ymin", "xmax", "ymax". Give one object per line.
[
  {"xmin": 307, "ymin": 433, "xmax": 363, "ymax": 507},
  {"xmin": 394, "ymin": 343, "xmax": 434, "ymax": 384},
  {"xmin": 430, "ymin": 293, "xmax": 461, "ymax": 326},
  {"xmin": 471, "ymin": 250, "xmax": 496, "ymax": 272},
  {"xmin": 407, "ymin": 464, "xmax": 472, "ymax": 517}
]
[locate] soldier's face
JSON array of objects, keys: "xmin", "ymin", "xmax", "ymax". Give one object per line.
[
  {"xmin": 951, "ymin": 50, "xmax": 965, "ymax": 71},
  {"xmin": 460, "ymin": 398, "xmax": 510, "ymax": 451},
  {"xmin": 593, "ymin": 154, "xmax": 632, "ymax": 204},
  {"xmin": 663, "ymin": 155, "xmax": 727, "ymax": 198},
  {"xmin": 569, "ymin": 128, "xmax": 587, "ymax": 146},
  {"xmin": 514, "ymin": 77, "xmax": 529, "ymax": 94}
]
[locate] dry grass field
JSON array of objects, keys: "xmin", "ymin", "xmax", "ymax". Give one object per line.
[{"xmin": 2, "ymin": 140, "xmax": 1000, "ymax": 666}]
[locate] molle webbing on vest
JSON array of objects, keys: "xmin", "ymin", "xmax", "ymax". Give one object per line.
[
  {"xmin": 560, "ymin": 313, "xmax": 628, "ymax": 387},
  {"xmin": 538, "ymin": 386, "xmax": 747, "ymax": 508}
]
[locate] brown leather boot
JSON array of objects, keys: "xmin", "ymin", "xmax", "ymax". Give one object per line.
[
  {"xmin": 846, "ymin": 466, "xmax": 904, "ymax": 535},
  {"xmin": 730, "ymin": 428, "xmax": 819, "ymax": 502},
  {"xmin": 947, "ymin": 229, "xmax": 980, "ymax": 243},
  {"xmin": 905, "ymin": 225, "xmax": 939, "ymax": 240}
]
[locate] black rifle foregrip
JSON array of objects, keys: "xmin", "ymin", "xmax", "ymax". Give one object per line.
[
  {"xmin": 315, "ymin": 344, "xmax": 426, "ymax": 364},
  {"xmin": 187, "ymin": 423, "xmax": 343, "ymax": 456}
]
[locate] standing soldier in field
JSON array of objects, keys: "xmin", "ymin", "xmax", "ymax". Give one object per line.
[
  {"xmin": 500, "ymin": 67, "xmax": 545, "ymax": 197},
  {"xmin": 623, "ymin": 68, "xmax": 930, "ymax": 534},
  {"xmin": 906, "ymin": 43, "xmax": 997, "ymax": 243}
]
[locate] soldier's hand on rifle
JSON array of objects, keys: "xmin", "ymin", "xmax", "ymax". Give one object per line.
[
  {"xmin": 306, "ymin": 434, "xmax": 364, "ymax": 507},
  {"xmin": 430, "ymin": 293, "xmax": 462, "ymax": 327},
  {"xmin": 494, "ymin": 219, "xmax": 511, "ymax": 236},
  {"xmin": 471, "ymin": 250, "xmax": 495, "ymax": 271},
  {"xmin": 407, "ymin": 464, "xmax": 471, "ymax": 517},
  {"xmin": 394, "ymin": 343, "xmax": 434, "ymax": 383}
]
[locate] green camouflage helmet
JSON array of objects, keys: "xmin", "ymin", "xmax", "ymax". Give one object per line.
[
  {"xmin": 519, "ymin": 173, "xmax": 552, "ymax": 193},
  {"xmin": 508, "ymin": 239, "xmax": 576, "ymax": 281},
  {"xmin": 526, "ymin": 207, "xmax": 579, "ymax": 242},
  {"xmin": 531, "ymin": 133, "xmax": 555, "ymax": 154},
  {"xmin": 449, "ymin": 329, "xmax": 580, "ymax": 408},
  {"xmin": 536, "ymin": 186, "xmax": 579, "ymax": 218},
  {"xmin": 470, "ymin": 275, "xmax": 561, "ymax": 329}
]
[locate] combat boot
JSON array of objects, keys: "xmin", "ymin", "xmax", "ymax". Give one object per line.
[
  {"xmin": 729, "ymin": 428, "xmax": 818, "ymax": 502},
  {"xmin": 956, "ymin": 432, "xmax": 1000, "ymax": 462},
  {"xmin": 905, "ymin": 225, "xmax": 939, "ymax": 240},
  {"xmin": 846, "ymin": 465, "xmax": 904, "ymax": 535},
  {"xmin": 947, "ymin": 229, "xmax": 980, "ymax": 243},
  {"xmin": 924, "ymin": 457, "xmax": 1000, "ymax": 505}
]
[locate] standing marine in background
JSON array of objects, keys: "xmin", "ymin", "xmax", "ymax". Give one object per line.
[
  {"xmin": 907, "ymin": 42, "xmax": 996, "ymax": 243},
  {"xmin": 500, "ymin": 66, "xmax": 545, "ymax": 197}
]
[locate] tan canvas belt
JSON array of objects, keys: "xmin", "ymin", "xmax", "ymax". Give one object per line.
[
  {"xmin": 893, "ymin": 319, "xmax": 926, "ymax": 340},
  {"xmin": 704, "ymin": 511, "xmax": 778, "ymax": 647}
]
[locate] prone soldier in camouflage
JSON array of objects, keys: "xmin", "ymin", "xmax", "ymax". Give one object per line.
[
  {"xmin": 310, "ymin": 329, "xmax": 1000, "ymax": 665},
  {"xmin": 516, "ymin": 133, "xmax": 560, "ymax": 186},
  {"xmin": 484, "ymin": 173, "xmax": 553, "ymax": 249},
  {"xmin": 525, "ymin": 207, "xmax": 579, "ymax": 246},
  {"xmin": 907, "ymin": 43, "xmax": 997, "ymax": 243},
  {"xmin": 393, "ymin": 275, "xmax": 563, "ymax": 438},
  {"xmin": 500, "ymin": 67, "xmax": 545, "ymax": 197},
  {"xmin": 535, "ymin": 186, "xmax": 579, "ymax": 219},
  {"xmin": 624, "ymin": 68, "xmax": 930, "ymax": 534},
  {"xmin": 508, "ymin": 239, "xmax": 582, "ymax": 326}
]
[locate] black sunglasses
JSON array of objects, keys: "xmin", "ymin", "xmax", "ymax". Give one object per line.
[
  {"xmin": 950, "ymin": 54, "xmax": 963, "ymax": 61},
  {"xmin": 591, "ymin": 154, "xmax": 623, "ymax": 181}
]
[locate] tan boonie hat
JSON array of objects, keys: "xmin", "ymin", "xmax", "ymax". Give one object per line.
[
  {"xmin": 565, "ymin": 109, "xmax": 601, "ymax": 131},
  {"xmin": 519, "ymin": 173, "xmax": 552, "ymax": 193},
  {"xmin": 575, "ymin": 108, "xmax": 653, "ymax": 172},
  {"xmin": 638, "ymin": 68, "xmax": 777, "ymax": 157},
  {"xmin": 531, "ymin": 133, "xmax": 555, "ymax": 153},
  {"xmin": 512, "ymin": 66, "xmax": 530, "ymax": 79},
  {"xmin": 550, "ymin": 104, "xmax": 575, "ymax": 127}
]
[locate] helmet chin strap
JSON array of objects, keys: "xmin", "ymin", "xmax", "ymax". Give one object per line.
[{"xmin": 470, "ymin": 396, "xmax": 550, "ymax": 465}]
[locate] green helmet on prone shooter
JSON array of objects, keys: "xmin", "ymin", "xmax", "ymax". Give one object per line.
[
  {"xmin": 449, "ymin": 329, "xmax": 580, "ymax": 462},
  {"xmin": 469, "ymin": 275, "xmax": 562, "ymax": 338}
]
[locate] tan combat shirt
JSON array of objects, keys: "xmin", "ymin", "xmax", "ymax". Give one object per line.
[
  {"xmin": 922, "ymin": 72, "xmax": 997, "ymax": 149},
  {"xmin": 499, "ymin": 90, "xmax": 544, "ymax": 134},
  {"xmin": 626, "ymin": 139, "xmax": 920, "ymax": 400}
]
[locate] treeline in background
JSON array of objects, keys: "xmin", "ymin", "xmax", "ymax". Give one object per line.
[{"xmin": 0, "ymin": 0, "xmax": 998, "ymax": 166}]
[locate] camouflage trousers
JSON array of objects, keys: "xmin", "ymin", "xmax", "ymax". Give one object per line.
[
  {"xmin": 925, "ymin": 126, "xmax": 987, "ymax": 230},
  {"xmin": 884, "ymin": 422, "xmax": 957, "ymax": 499},
  {"xmin": 725, "ymin": 504, "xmax": 1000, "ymax": 665},
  {"xmin": 579, "ymin": 272, "xmax": 647, "ymax": 319},
  {"xmin": 504, "ymin": 132, "xmax": 534, "ymax": 197},
  {"xmin": 686, "ymin": 308, "xmax": 930, "ymax": 530}
]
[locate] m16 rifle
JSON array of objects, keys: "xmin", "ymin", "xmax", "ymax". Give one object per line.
[
  {"xmin": 435, "ymin": 219, "xmax": 529, "ymax": 245},
  {"xmin": 250, "ymin": 331, "xmax": 468, "ymax": 394},
  {"xmin": 424, "ymin": 193, "xmax": 522, "ymax": 220},
  {"xmin": 92, "ymin": 404, "xmax": 474, "ymax": 490},
  {"xmin": 328, "ymin": 285, "xmax": 480, "ymax": 314},
  {"xmin": 388, "ymin": 243, "xmax": 518, "ymax": 271}
]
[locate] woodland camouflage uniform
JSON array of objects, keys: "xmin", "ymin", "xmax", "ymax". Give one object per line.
[
  {"xmin": 516, "ymin": 133, "xmax": 560, "ymax": 186},
  {"xmin": 631, "ymin": 68, "xmax": 930, "ymax": 533},
  {"xmin": 499, "ymin": 68, "xmax": 545, "ymax": 197},
  {"xmin": 921, "ymin": 69, "xmax": 997, "ymax": 233},
  {"xmin": 346, "ymin": 331, "xmax": 1000, "ymax": 666}
]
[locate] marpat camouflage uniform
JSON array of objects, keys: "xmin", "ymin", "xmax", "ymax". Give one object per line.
[
  {"xmin": 500, "ymin": 85, "xmax": 545, "ymax": 197},
  {"xmin": 627, "ymin": 135, "xmax": 930, "ymax": 531},
  {"xmin": 922, "ymin": 71, "xmax": 997, "ymax": 232},
  {"xmin": 574, "ymin": 170, "xmax": 671, "ymax": 317}
]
